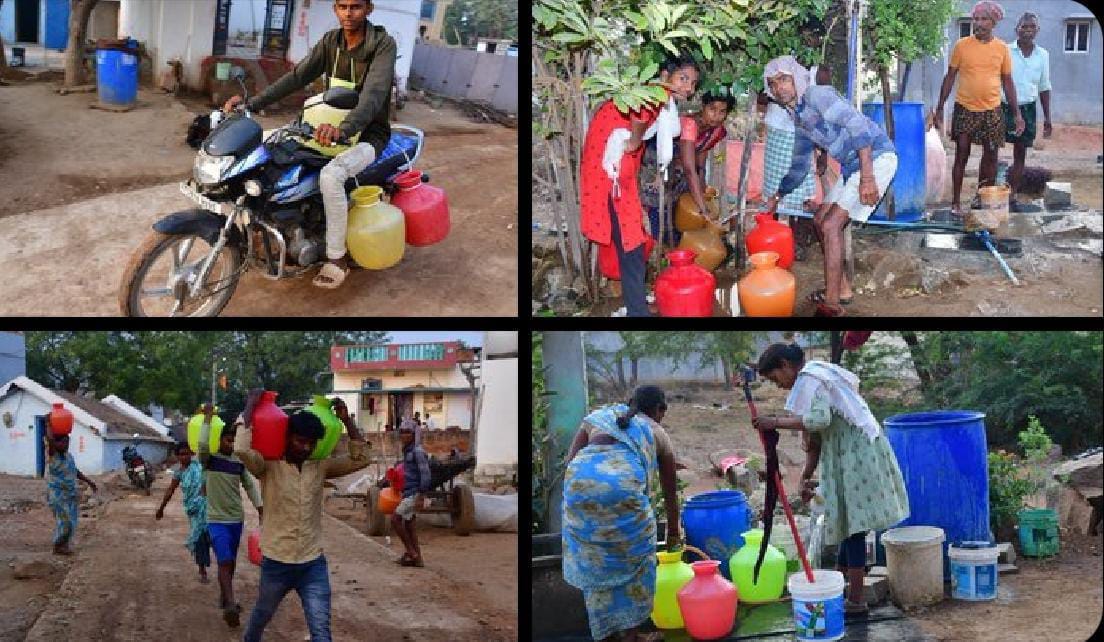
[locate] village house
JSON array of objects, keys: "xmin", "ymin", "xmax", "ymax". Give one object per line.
[{"xmin": 0, "ymin": 375, "xmax": 173, "ymax": 477}]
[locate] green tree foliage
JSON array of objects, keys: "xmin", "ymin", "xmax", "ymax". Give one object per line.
[
  {"xmin": 863, "ymin": 0, "xmax": 958, "ymax": 71},
  {"xmin": 906, "ymin": 332, "xmax": 1103, "ymax": 452},
  {"xmin": 443, "ymin": 0, "xmax": 518, "ymax": 46},
  {"xmin": 26, "ymin": 331, "xmax": 389, "ymax": 417}
]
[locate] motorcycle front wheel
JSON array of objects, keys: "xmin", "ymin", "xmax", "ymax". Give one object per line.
[{"xmin": 119, "ymin": 230, "xmax": 243, "ymax": 317}]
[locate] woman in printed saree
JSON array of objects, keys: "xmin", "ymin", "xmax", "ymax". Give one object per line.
[
  {"xmin": 739, "ymin": 343, "xmax": 910, "ymax": 616},
  {"xmin": 45, "ymin": 433, "xmax": 97, "ymax": 555},
  {"xmin": 156, "ymin": 442, "xmax": 213, "ymax": 583},
  {"xmin": 562, "ymin": 385, "xmax": 680, "ymax": 642}
]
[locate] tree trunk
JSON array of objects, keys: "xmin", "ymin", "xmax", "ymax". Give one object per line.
[
  {"xmin": 830, "ymin": 331, "xmax": 843, "ymax": 365},
  {"xmin": 878, "ymin": 65, "xmax": 896, "ymax": 220},
  {"xmin": 64, "ymin": 0, "xmax": 100, "ymax": 88},
  {"xmin": 721, "ymin": 357, "xmax": 734, "ymax": 391},
  {"xmin": 734, "ymin": 95, "xmax": 757, "ymax": 271},
  {"xmin": 630, "ymin": 357, "xmax": 639, "ymax": 388},
  {"xmin": 616, "ymin": 357, "xmax": 627, "ymax": 390},
  {"xmin": 899, "ymin": 331, "xmax": 932, "ymax": 392}
]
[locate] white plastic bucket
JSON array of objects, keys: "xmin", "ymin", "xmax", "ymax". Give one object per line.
[
  {"xmin": 787, "ymin": 569, "xmax": 846, "ymax": 642},
  {"xmin": 882, "ymin": 526, "xmax": 946, "ymax": 608},
  {"xmin": 948, "ymin": 542, "xmax": 999, "ymax": 601}
]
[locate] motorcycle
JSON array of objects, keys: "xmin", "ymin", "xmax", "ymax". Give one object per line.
[
  {"xmin": 118, "ymin": 66, "xmax": 427, "ymax": 317},
  {"xmin": 121, "ymin": 441, "xmax": 154, "ymax": 495}
]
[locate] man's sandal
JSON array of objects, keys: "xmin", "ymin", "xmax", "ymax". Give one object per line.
[
  {"xmin": 808, "ymin": 289, "xmax": 853, "ymax": 305},
  {"xmin": 814, "ymin": 302, "xmax": 847, "ymax": 317},
  {"xmin": 312, "ymin": 261, "xmax": 349, "ymax": 289}
]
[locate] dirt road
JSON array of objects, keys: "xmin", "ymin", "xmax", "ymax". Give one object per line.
[
  {"xmin": 1, "ymin": 471, "xmax": 516, "ymax": 641},
  {"xmin": 0, "ymin": 83, "xmax": 517, "ymax": 316}
]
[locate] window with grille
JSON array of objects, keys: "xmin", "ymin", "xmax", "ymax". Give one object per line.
[
  {"xmin": 1065, "ymin": 20, "xmax": 1092, "ymax": 52},
  {"xmin": 959, "ymin": 19, "xmax": 974, "ymax": 39}
]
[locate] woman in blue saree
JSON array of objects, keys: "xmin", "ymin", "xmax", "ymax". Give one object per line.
[
  {"xmin": 562, "ymin": 385, "xmax": 681, "ymax": 642},
  {"xmin": 156, "ymin": 442, "xmax": 212, "ymax": 583}
]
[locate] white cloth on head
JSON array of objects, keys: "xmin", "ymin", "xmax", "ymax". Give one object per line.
[
  {"xmin": 643, "ymin": 97, "xmax": 682, "ymax": 178},
  {"xmin": 784, "ymin": 360, "xmax": 882, "ymax": 443},
  {"xmin": 763, "ymin": 56, "xmax": 810, "ymax": 104}
]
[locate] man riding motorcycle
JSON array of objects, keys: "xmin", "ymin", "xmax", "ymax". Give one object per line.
[{"xmin": 223, "ymin": 0, "xmax": 396, "ymax": 289}]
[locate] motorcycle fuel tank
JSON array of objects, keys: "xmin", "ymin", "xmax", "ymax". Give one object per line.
[{"xmin": 204, "ymin": 115, "xmax": 262, "ymax": 157}]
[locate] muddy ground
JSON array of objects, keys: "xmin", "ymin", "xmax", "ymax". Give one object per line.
[
  {"xmin": 0, "ymin": 80, "xmax": 517, "ymax": 316},
  {"xmin": 0, "ymin": 469, "xmax": 517, "ymax": 641},
  {"xmin": 532, "ymin": 125, "xmax": 1102, "ymax": 317},
  {"xmin": 644, "ymin": 382, "xmax": 1103, "ymax": 641}
]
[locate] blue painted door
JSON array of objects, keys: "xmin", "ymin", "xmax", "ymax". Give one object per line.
[
  {"xmin": 45, "ymin": 0, "xmax": 69, "ymax": 50},
  {"xmin": 34, "ymin": 415, "xmax": 46, "ymax": 478}
]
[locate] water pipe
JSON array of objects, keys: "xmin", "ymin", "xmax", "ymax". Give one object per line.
[{"xmin": 978, "ymin": 230, "xmax": 1021, "ymax": 285}]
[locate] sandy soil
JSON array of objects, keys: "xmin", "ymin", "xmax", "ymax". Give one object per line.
[
  {"xmin": 531, "ymin": 125, "xmax": 1102, "ymax": 317},
  {"xmin": 325, "ymin": 496, "xmax": 519, "ymax": 617},
  {"xmin": 908, "ymin": 532, "xmax": 1103, "ymax": 642},
  {"xmin": 0, "ymin": 470, "xmax": 516, "ymax": 641},
  {"xmin": 0, "ymin": 81, "xmax": 517, "ymax": 316}
]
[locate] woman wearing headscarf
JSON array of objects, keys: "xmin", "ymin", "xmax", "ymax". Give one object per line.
[
  {"xmin": 932, "ymin": 1, "xmax": 1024, "ymax": 217},
  {"xmin": 738, "ymin": 343, "xmax": 909, "ymax": 616},
  {"xmin": 561, "ymin": 385, "xmax": 680, "ymax": 642},
  {"xmin": 579, "ymin": 55, "xmax": 700, "ymax": 317},
  {"xmin": 761, "ymin": 55, "xmax": 898, "ymax": 317}
]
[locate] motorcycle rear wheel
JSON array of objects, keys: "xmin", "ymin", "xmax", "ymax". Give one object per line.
[{"xmin": 119, "ymin": 230, "xmax": 243, "ymax": 317}]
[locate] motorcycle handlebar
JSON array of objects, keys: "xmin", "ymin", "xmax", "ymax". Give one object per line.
[{"xmin": 296, "ymin": 122, "xmax": 350, "ymax": 147}]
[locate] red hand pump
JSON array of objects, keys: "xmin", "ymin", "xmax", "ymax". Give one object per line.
[{"xmin": 740, "ymin": 366, "xmax": 815, "ymax": 584}]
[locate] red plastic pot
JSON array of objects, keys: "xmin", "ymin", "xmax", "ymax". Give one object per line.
[
  {"xmin": 676, "ymin": 560, "xmax": 739, "ymax": 640},
  {"xmin": 655, "ymin": 249, "xmax": 716, "ymax": 317},
  {"xmin": 597, "ymin": 235, "xmax": 655, "ymax": 280},
  {"xmin": 247, "ymin": 529, "xmax": 262, "ymax": 566},
  {"xmin": 251, "ymin": 391, "xmax": 288, "ymax": 460},
  {"xmin": 391, "ymin": 170, "xmax": 450, "ymax": 246},
  {"xmin": 746, "ymin": 212, "xmax": 795, "ymax": 270}
]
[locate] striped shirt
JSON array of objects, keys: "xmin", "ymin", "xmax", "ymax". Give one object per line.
[{"xmin": 777, "ymin": 86, "xmax": 895, "ymax": 196}]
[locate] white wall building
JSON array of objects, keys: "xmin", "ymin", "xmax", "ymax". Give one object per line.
[
  {"xmin": 473, "ymin": 331, "xmax": 518, "ymax": 483},
  {"xmin": 116, "ymin": 0, "xmax": 419, "ymax": 93}
]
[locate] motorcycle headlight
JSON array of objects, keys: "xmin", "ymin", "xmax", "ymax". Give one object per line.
[{"xmin": 193, "ymin": 149, "xmax": 235, "ymax": 185}]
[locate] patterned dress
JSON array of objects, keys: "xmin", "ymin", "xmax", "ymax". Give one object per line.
[
  {"xmin": 801, "ymin": 391, "xmax": 910, "ymax": 546},
  {"xmin": 562, "ymin": 405, "xmax": 659, "ymax": 641},
  {"xmin": 640, "ymin": 115, "xmax": 727, "ymax": 242},
  {"xmin": 579, "ymin": 95, "xmax": 666, "ymax": 252},
  {"xmin": 175, "ymin": 460, "xmax": 211, "ymax": 567},
  {"xmin": 46, "ymin": 452, "xmax": 80, "ymax": 547}
]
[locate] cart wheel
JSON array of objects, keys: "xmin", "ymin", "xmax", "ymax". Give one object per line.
[
  {"xmin": 452, "ymin": 484, "xmax": 475, "ymax": 536},
  {"xmin": 366, "ymin": 486, "xmax": 388, "ymax": 536}
]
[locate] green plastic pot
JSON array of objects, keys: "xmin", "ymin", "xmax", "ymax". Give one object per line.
[
  {"xmin": 1017, "ymin": 508, "xmax": 1059, "ymax": 557},
  {"xmin": 306, "ymin": 395, "xmax": 344, "ymax": 460}
]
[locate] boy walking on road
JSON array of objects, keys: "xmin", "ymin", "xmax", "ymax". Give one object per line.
[
  {"xmin": 392, "ymin": 422, "xmax": 432, "ymax": 567},
  {"xmin": 198, "ymin": 405, "xmax": 264, "ymax": 628},
  {"xmin": 235, "ymin": 390, "xmax": 372, "ymax": 642}
]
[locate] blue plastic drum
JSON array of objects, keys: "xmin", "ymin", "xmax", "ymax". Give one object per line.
[
  {"xmin": 96, "ymin": 47, "xmax": 139, "ymax": 107},
  {"xmin": 884, "ymin": 410, "xmax": 991, "ymax": 579},
  {"xmin": 681, "ymin": 490, "xmax": 752, "ymax": 581},
  {"xmin": 862, "ymin": 102, "xmax": 926, "ymax": 222}
]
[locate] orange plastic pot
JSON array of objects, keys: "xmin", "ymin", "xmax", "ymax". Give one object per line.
[
  {"xmin": 48, "ymin": 403, "xmax": 74, "ymax": 436},
  {"xmin": 378, "ymin": 487, "xmax": 402, "ymax": 515},
  {"xmin": 674, "ymin": 187, "xmax": 720, "ymax": 231},
  {"xmin": 677, "ymin": 226, "xmax": 726, "ymax": 272},
  {"xmin": 738, "ymin": 251, "xmax": 795, "ymax": 317}
]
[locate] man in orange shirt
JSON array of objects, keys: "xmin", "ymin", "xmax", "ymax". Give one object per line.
[{"xmin": 932, "ymin": 1, "xmax": 1025, "ymax": 217}]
